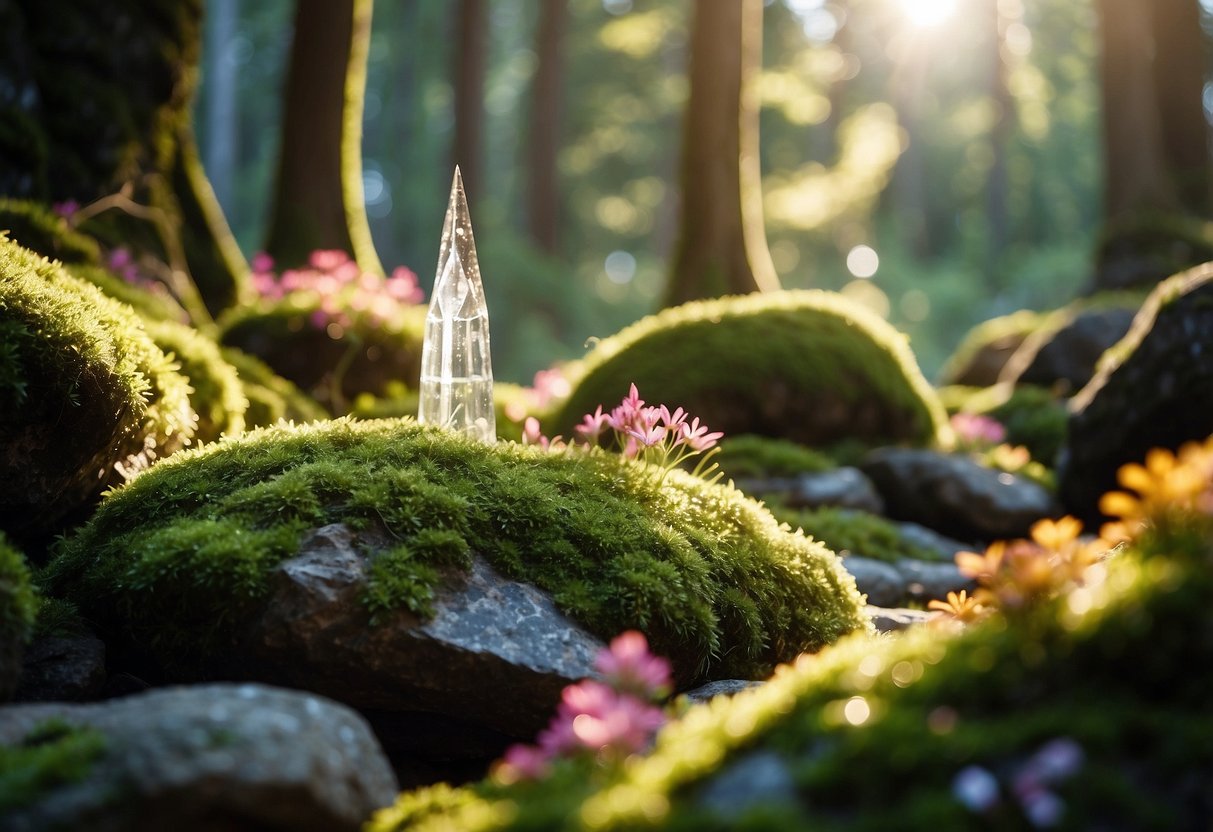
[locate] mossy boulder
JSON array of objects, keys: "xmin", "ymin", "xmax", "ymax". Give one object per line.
[
  {"xmin": 713, "ymin": 435, "xmax": 837, "ymax": 480},
  {"xmin": 145, "ymin": 320, "xmax": 247, "ymax": 444},
  {"xmin": 549, "ymin": 291, "xmax": 947, "ymax": 450},
  {"xmin": 0, "ymin": 532, "xmax": 37, "ymax": 700},
  {"xmin": 0, "ymin": 199, "xmax": 102, "ymax": 265},
  {"xmin": 219, "ymin": 302, "xmax": 426, "ymax": 413},
  {"xmin": 1061, "ymin": 266, "xmax": 1213, "ymax": 523},
  {"xmin": 769, "ymin": 506, "xmax": 945, "ymax": 565},
  {"xmin": 368, "ymin": 501, "xmax": 1213, "ymax": 831},
  {"xmin": 938, "ymin": 309, "xmax": 1057, "ymax": 388},
  {"xmin": 43, "ymin": 418, "xmax": 869, "ymax": 692},
  {"xmin": 0, "ymin": 237, "xmax": 194, "ymax": 547},
  {"xmin": 1094, "ymin": 213, "xmax": 1213, "ymax": 293},
  {"xmin": 220, "ymin": 346, "xmax": 329, "ymax": 428}
]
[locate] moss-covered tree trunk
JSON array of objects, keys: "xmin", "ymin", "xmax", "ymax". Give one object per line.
[
  {"xmin": 663, "ymin": 0, "xmax": 779, "ymax": 309},
  {"xmin": 264, "ymin": 0, "xmax": 381, "ymax": 274},
  {"xmin": 526, "ymin": 0, "xmax": 567, "ymax": 255}
]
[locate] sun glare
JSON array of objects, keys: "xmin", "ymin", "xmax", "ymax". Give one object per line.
[{"xmin": 900, "ymin": 0, "xmax": 959, "ymax": 28}]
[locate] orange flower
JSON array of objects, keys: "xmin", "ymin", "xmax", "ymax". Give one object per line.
[
  {"xmin": 956, "ymin": 542, "xmax": 1004, "ymax": 583},
  {"xmin": 928, "ymin": 590, "xmax": 989, "ymax": 624}
]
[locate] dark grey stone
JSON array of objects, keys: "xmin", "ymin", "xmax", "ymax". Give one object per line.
[
  {"xmin": 697, "ymin": 750, "xmax": 798, "ymax": 818},
  {"xmin": 842, "ymin": 556, "xmax": 904, "ymax": 608},
  {"xmin": 240, "ymin": 523, "xmax": 604, "ymax": 737},
  {"xmin": 861, "ymin": 449, "xmax": 1057, "ymax": 540},
  {"xmin": 682, "ymin": 679, "xmax": 762, "ymax": 704},
  {"xmin": 892, "ymin": 520, "xmax": 973, "ymax": 561},
  {"xmin": 1061, "ymin": 266, "xmax": 1213, "ymax": 523},
  {"xmin": 736, "ymin": 467, "xmax": 884, "ymax": 514},
  {"xmin": 866, "ymin": 605, "xmax": 934, "ymax": 633},
  {"xmin": 14, "ymin": 635, "xmax": 106, "ymax": 702},
  {"xmin": 1003, "ymin": 307, "xmax": 1136, "ymax": 395},
  {"xmin": 894, "ymin": 559, "xmax": 975, "ymax": 604},
  {"xmin": 0, "ymin": 683, "xmax": 397, "ymax": 832}
]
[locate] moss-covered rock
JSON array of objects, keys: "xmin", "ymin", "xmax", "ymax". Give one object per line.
[
  {"xmin": 220, "ymin": 347, "xmax": 329, "ymax": 428},
  {"xmin": 219, "ymin": 301, "xmax": 426, "ymax": 413},
  {"xmin": 1094, "ymin": 213, "xmax": 1213, "ymax": 293},
  {"xmin": 368, "ymin": 502, "xmax": 1213, "ymax": 832},
  {"xmin": 0, "ymin": 718, "xmax": 106, "ymax": 813},
  {"xmin": 713, "ymin": 435, "xmax": 838, "ymax": 480},
  {"xmin": 43, "ymin": 418, "xmax": 870, "ymax": 685},
  {"xmin": 938, "ymin": 309, "xmax": 1058, "ymax": 388},
  {"xmin": 0, "ymin": 532, "xmax": 37, "ymax": 700},
  {"xmin": 769, "ymin": 506, "xmax": 945, "ymax": 564},
  {"xmin": 0, "ymin": 237, "xmax": 194, "ymax": 547},
  {"xmin": 145, "ymin": 320, "xmax": 247, "ymax": 444},
  {"xmin": 549, "ymin": 291, "xmax": 947, "ymax": 450},
  {"xmin": 351, "ymin": 381, "xmax": 532, "ymax": 444}
]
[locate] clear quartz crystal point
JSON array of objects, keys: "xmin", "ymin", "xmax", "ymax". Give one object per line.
[{"xmin": 417, "ymin": 167, "xmax": 496, "ymax": 443}]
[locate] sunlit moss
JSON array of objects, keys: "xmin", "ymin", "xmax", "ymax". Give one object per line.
[
  {"xmin": 44, "ymin": 418, "xmax": 870, "ymax": 681},
  {"xmin": 146, "ymin": 320, "xmax": 247, "ymax": 444},
  {"xmin": 770, "ymin": 506, "xmax": 946, "ymax": 564},
  {"xmin": 550, "ymin": 290, "xmax": 947, "ymax": 451}
]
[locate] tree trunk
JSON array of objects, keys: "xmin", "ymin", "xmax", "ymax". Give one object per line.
[
  {"xmin": 664, "ymin": 0, "xmax": 779, "ymax": 308},
  {"xmin": 1096, "ymin": 0, "xmax": 1175, "ymax": 222},
  {"xmin": 526, "ymin": 0, "xmax": 567, "ymax": 255},
  {"xmin": 265, "ymin": 0, "xmax": 381, "ymax": 273},
  {"xmin": 1150, "ymin": 0, "xmax": 1211, "ymax": 215},
  {"xmin": 452, "ymin": 0, "xmax": 489, "ymax": 210}
]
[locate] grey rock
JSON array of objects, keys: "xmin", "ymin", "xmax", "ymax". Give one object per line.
[
  {"xmin": 861, "ymin": 449, "xmax": 1056, "ymax": 540},
  {"xmin": 240, "ymin": 523, "xmax": 604, "ymax": 737},
  {"xmin": 892, "ymin": 520, "xmax": 973, "ymax": 561},
  {"xmin": 682, "ymin": 679, "xmax": 762, "ymax": 704},
  {"xmin": 894, "ymin": 559, "xmax": 975, "ymax": 604},
  {"xmin": 697, "ymin": 751, "xmax": 798, "ymax": 818},
  {"xmin": 0, "ymin": 683, "xmax": 397, "ymax": 832},
  {"xmin": 1002, "ymin": 307, "xmax": 1136, "ymax": 395},
  {"xmin": 739, "ymin": 468, "xmax": 883, "ymax": 513},
  {"xmin": 842, "ymin": 556, "xmax": 904, "ymax": 608},
  {"xmin": 14, "ymin": 635, "xmax": 106, "ymax": 702},
  {"xmin": 1062, "ymin": 266, "xmax": 1213, "ymax": 523},
  {"xmin": 866, "ymin": 605, "xmax": 934, "ymax": 633}
]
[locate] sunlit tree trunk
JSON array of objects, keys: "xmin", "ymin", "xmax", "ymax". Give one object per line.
[
  {"xmin": 526, "ymin": 0, "xmax": 567, "ymax": 255},
  {"xmin": 1150, "ymin": 0, "xmax": 1211, "ymax": 215},
  {"xmin": 452, "ymin": 0, "xmax": 488, "ymax": 209},
  {"xmin": 664, "ymin": 0, "xmax": 779, "ymax": 308},
  {"xmin": 264, "ymin": 0, "xmax": 381, "ymax": 273}
]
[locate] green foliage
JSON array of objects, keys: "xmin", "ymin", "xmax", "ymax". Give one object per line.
[
  {"xmin": 218, "ymin": 300, "xmax": 426, "ymax": 413},
  {"xmin": 219, "ymin": 346, "xmax": 328, "ymax": 428},
  {"xmin": 0, "ymin": 236, "xmax": 194, "ymax": 538},
  {"xmin": 0, "ymin": 719, "xmax": 106, "ymax": 812},
  {"xmin": 0, "ymin": 533, "xmax": 37, "ymax": 647},
  {"xmin": 550, "ymin": 291, "xmax": 948, "ymax": 450},
  {"xmin": 713, "ymin": 435, "xmax": 837, "ymax": 480},
  {"xmin": 146, "ymin": 320, "xmax": 248, "ymax": 444},
  {"xmin": 44, "ymin": 418, "xmax": 869, "ymax": 682},
  {"xmin": 770, "ymin": 506, "xmax": 945, "ymax": 564},
  {"xmin": 0, "ymin": 199, "xmax": 101, "ymax": 264},
  {"xmin": 368, "ymin": 506, "xmax": 1213, "ymax": 832},
  {"xmin": 29, "ymin": 597, "xmax": 86, "ymax": 640}
]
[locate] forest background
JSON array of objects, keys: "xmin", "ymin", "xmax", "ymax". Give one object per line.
[{"xmin": 193, "ymin": 0, "xmax": 1213, "ymax": 383}]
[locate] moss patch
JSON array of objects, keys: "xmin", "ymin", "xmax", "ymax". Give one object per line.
[
  {"xmin": 144, "ymin": 320, "xmax": 247, "ymax": 444},
  {"xmin": 713, "ymin": 435, "xmax": 837, "ymax": 480},
  {"xmin": 770, "ymin": 506, "xmax": 945, "ymax": 563},
  {"xmin": 0, "ymin": 719, "xmax": 106, "ymax": 812},
  {"xmin": 0, "ymin": 533, "xmax": 36, "ymax": 645},
  {"xmin": 369, "ymin": 508, "xmax": 1213, "ymax": 832},
  {"xmin": 0, "ymin": 236, "xmax": 194, "ymax": 544},
  {"xmin": 219, "ymin": 347, "xmax": 329, "ymax": 428},
  {"xmin": 548, "ymin": 291, "xmax": 947, "ymax": 450},
  {"xmin": 352, "ymin": 380, "xmax": 532, "ymax": 444},
  {"xmin": 44, "ymin": 418, "xmax": 870, "ymax": 683}
]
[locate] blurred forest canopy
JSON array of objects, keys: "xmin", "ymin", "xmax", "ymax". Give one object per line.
[{"xmin": 193, "ymin": 0, "xmax": 1213, "ymax": 382}]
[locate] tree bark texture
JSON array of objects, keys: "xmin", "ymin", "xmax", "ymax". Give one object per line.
[
  {"xmin": 664, "ymin": 0, "xmax": 779, "ymax": 308},
  {"xmin": 526, "ymin": 0, "xmax": 567, "ymax": 255},
  {"xmin": 1149, "ymin": 0, "xmax": 1211, "ymax": 215},
  {"xmin": 265, "ymin": 0, "xmax": 381, "ymax": 273}
]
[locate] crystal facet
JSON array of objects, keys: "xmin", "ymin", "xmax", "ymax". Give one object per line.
[{"xmin": 417, "ymin": 167, "xmax": 496, "ymax": 443}]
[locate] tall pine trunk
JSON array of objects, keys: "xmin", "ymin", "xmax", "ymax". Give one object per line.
[
  {"xmin": 526, "ymin": 0, "xmax": 567, "ymax": 255},
  {"xmin": 452, "ymin": 0, "xmax": 489, "ymax": 210},
  {"xmin": 664, "ymin": 0, "xmax": 779, "ymax": 308}
]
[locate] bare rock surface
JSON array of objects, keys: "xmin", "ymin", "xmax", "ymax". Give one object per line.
[
  {"xmin": 861, "ymin": 449, "xmax": 1056, "ymax": 540},
  {"xmin": 866, "ymin": 606, "xmax": 935, "ymax": 633},
  {"xmin": 682, "ymin": 679, "xmax": 763, "ymax": 703},
  {"xmin": 240, "ymin": 523, "xmax": 604, "ymax": 737},
  {"xmin": 736, "ymin": 467, "xmax": 884, "ymax": 514},
  {"xmin": 0, "ymin": 683, "xmax": 397, "ymax": 832},
  {"xmin": 842, "ymin": 556, "xmax": 904, "ymax": 608},
  {"xmin": 14, "ymin": 634, "xmax": 106, "ymax": 702}
]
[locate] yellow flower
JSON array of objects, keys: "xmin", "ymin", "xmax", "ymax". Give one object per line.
[
  {"xmin": 928, "ymin": 590, "xmax": 989, "ymax": 624},
  {"xmin": 956, "ymin": 542, "xmax": 1004, "ymax": 583}
]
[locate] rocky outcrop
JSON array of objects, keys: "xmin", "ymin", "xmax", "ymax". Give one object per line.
[
  {"xmin": 1001, "ymin": 306, "xmax": 1136, "ymax": 395},
  {"xmin": 14, "ymin": 635, "xmax": 106, "ymax": 702},
  {"xmin": 0, "ymin": 684, "xmax": 397, "ymax": 832}
]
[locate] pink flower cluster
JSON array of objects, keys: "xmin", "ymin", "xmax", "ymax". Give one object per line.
[
  {"xmin": 952, "ymin": 738, "xmax": 1084, "ymax": 828},
  {"xmin": 522, "ymin": 385, "xmax": 724, "ymax": 485},
  {"xmin": 106, "ymin": 247, "xmax": 158, "ymax": 290},
  {"xmin": 951, "ymin": 412, "xmax": 1007, "ymax": 450},
  {"xmin": 249, "ymin": 250, "xmax": 423, "ymax": 335},
  {"xmin": 495, "ymin": 631, "xmax": 672, "ymax": 783}
]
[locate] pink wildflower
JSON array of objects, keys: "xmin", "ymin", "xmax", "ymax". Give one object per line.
[
  {"xmin": 680, "ymin": 417, "xmax": 724, "ymax": 452},
  {"xmin": 951, "ymin": 412, "xmax": 1007, "ymax": 447},
  {"xmin": 498, "ymin": 743, "xmax": 551, "ymax": 781},
  {"xmin": 608, "ymin": 384, "xmax": 646, "ymax": 432},
  {"xmin": 595, "ymin": 631, "xmax": 671, "ymax": 700},
  {"xmin": 250, "ymin": 252, "xmax": 275, "ymax": 274},
  {"xmin": 575, "ymin": 406, "xmax": 610, "ymax": 445},
  {"xmin": 538, "ymin": 680, "xmax": 664, "ymax": 758},
  {"xmin": 52, "ymin": 200, "xmax": 80, "ymax": 218},
  {"xmin": 308, "ymin": 249, "xmax": 350, "ymax": 271}
]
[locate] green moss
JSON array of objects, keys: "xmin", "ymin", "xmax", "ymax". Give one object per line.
[
  {"xmin": 548, "ymin": 291, "xmax": 948, "ymax": 450},
  {"xmin": 219, "ymin": 301, "xmax": 426, "ymax": 412},
  {"xmin": 29, "ymin": 596, "xmax": 86, "ymax": 640},
  {"xmin": 44, "ymin": 418, "xmax": 870, "ymax": 682},
  {"xmin": 0, "ymin": 719, "xmax": 106, "ymax": 812},
  {"xmin": 713, "ymin": 435, "xmax": 837, "ymax": 480},
  {"xmin": 351, "ymin": 380, "xmax": 531, "ymax": 443},
  {"xmin": 0, "ymin": 532, "xmax": 37, "ymax": 655},
  {"xmin": 0, "ymin": 236, "xmax": 194, "ymax": 540},
  {"xmin": 0, "ymin": 199, "xmax": 101, "ymax": 265},
  {"xmin": 369, "ymin": 507, "xmax": 1213, "ymax": 832},
  {"xmin": 769, "ymin": 506, "xmax": 945, "ymax": 563},
  {"xmin": 145, "ymin": 320, "xmax": 247, "ymax": 444},
  {"xmin": 64, "ymin": 263, "xmax": 186, "ymax": 325},
  {"xmin": 219, "ymin": 347, "xmax": 329, "ymax": 428}
]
